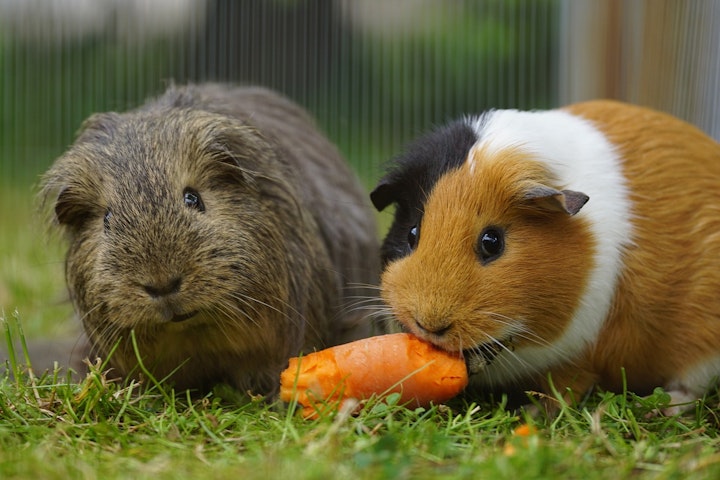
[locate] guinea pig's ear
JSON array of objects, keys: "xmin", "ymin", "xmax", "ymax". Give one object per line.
[
  {"xmin": 76, "ymin": 112, "xmax": 120, "ymax": 142},
  {"xmin": 53, "ymin": 187, "xmax": 75, "ymax": 225},
  {"xmin": 204, "ymin": 122, "xmax": 276, "ymax": 178},
  {"xmin": 53, "ymin": 186, "xmax": 92, "ymax": 227},
  {"xmin": 370, "ymin": 179, "xmax": 395, "ymax": 211},
  {"xmin": 523, "ymin": 184, "xmax": 589, "ymax": 216}
]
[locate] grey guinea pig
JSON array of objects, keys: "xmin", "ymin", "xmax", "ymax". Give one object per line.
[{"xmin": 41, "ymin": 83, "xmax": 380, "ymax": 394}]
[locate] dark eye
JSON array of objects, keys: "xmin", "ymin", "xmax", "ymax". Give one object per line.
[
  {"xmin": 477, "ymin": 227, "xmax": 505, "ymax": 264},
  {"xmin": 408, "ymin": 225, "xmax": 419, "ymax": 250},
  {"xmin": 104, "ymin": 209, "xmax": 112, "ymax": 231},
  {"xmin": 183, "ymin": 188, "xmax": 205, "ymax": 212}
]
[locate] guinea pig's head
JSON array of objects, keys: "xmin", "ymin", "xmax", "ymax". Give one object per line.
[
  {"xmin": 42, "ymin": 103, "xmax": 319, "ymax": 389},
  {"xmin": 371, "ymin": 122, "xmax": 593, "ymax": 372}
]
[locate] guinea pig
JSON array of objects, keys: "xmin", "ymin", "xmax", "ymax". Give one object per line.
[
  {"xmin": 41, "ymin": 83, "xmax": 380, "ymax": 394},
  {"xmin": 371, "ymin": 100, "xmax": 720, "ymax": 411}
]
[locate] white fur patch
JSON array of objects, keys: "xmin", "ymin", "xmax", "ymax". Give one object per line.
[
  {"xmin": 465, "ymin": 108, "xmax": 634, "ymax": 385},
  {"xmin": 665, "ymin": 354, "xmax": 720, "ymax": 399}
]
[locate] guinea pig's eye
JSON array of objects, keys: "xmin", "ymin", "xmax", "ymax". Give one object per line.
[
  {"xmin": 183, "ymin": 187, "xmax": 205, "ymax": 212},
  {"xmin": 477, "ymin": 227, "xmax": 505, "ymax": 264},
  {"xmin": 103, "ymin": 209, "xmax": 112, "ymax": 231},
  {"xmin": 407, "ymin": 225, "xmax": 419, "ymax": 250}
]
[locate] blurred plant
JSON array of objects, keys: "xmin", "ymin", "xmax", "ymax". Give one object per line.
[{"xmin": 0, "ymin": 0, "xmax": 559, "ymax": 181}]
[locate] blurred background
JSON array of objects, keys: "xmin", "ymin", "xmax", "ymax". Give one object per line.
[{"xmin": 1, "ymin": 0, "xmax": 719, "ymax": 335}]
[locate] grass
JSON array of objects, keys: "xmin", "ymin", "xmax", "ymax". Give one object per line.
[
  {"xmin": 0, "ymin": 179, "xmax": 75, "ymax": 339},
  {"xmin": 3, "ymin": 181, "xmax": 720, "ymax": 479}
]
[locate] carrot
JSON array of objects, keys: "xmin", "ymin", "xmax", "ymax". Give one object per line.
[
  {"xmin": 513, "ymin": 423, "xmax": 537, "ymax": 437},
  {"xmin": 279, "ymin": 332, "xmax": 468, "ymax": 416},
  {"xmin": 504, "ymin": 423, "xmax": 539, "ymax": 456}
]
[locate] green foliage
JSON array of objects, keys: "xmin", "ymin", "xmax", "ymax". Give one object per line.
[
  {"xmin": 0, "ymin": 183, "xmax": 73, "ymax": 338},
  {"xmin": 0, "ymin": 0, "xmax": 560, "ymax": 184},
  {"xmin": 353, "ymin": 0, "xmax": 558, "ymax": 123},
  {"xmin": 0, "ymin": 37, "xmax": 180, "ymax": 181},
  {"xmin": 3, "ymin": 312, "xmax": 720, "ymax": 480}
]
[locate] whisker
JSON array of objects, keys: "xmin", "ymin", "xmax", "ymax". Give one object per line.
[
  {"xmin": 344, "ymin": 281, "xmax": 383, "ymax": 292},
  {"xmin": 336, "ymin": 299, "xmax": 393, "ymax": 323},
  {"xmin": 224, "ymin": 293, "xmax": 266, "ymax": 329},
  {"xmin": 337, "ymin": 298, "xmax": 386, "ymax": 317},
  {"xmin": 209, "ymin": 303, "xmax": 251, "ymax": 349},
  {"xmin": 478, "ymin": 311, "xmax": 566, "ymax": 354},
  {"xmin": 459, "ymin": 310, "xmax": 575, "ymax": 385},
  {"xmin": 228, "ymin": 289, "xmax": 321, "ymax": 342}
]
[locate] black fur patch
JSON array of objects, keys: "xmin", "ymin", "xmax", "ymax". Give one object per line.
[{"xmin": 370, "ymin": 119, "xmax": 479, "ymax": 266}]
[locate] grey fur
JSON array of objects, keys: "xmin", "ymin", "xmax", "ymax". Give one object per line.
[{"xmin": 37, "ymin": 84, "xmax": 380, "ymax": 394}]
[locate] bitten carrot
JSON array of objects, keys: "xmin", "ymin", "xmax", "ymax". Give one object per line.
[{"xmin": 280, "ymin": 333, "xmax": 468, "ymax": 416}]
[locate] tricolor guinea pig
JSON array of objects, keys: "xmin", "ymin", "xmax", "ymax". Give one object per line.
[{"xmin": 370, "ymin": 100, "xmax": 720, "ymax": 410}]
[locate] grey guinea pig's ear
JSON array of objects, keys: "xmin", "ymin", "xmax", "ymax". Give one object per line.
[
  {"xmin": 53, "ymin": 186, "xmax": 77, "ymax": 225},
  {"xmin": 370, "ymin": 178, "xmax": 395, "ymax": 212},
  {"xmin": 52, "ymin": 184, "xmax": 95, "ymax": 227},
  {"xmin": 76, "ymin": 112, "xmax": 120, "ymax": 141},
  {"xmin": 523, "ymin": 184, "xmax": 589, "ymax": 216}
]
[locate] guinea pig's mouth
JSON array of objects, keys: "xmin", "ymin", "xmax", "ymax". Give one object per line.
[
  {"xmin": 463, "ymin": 336, "xmax": 513, "ymax": 375},
  {"xmin": 170, "ymin": 311, "xmax": 198, "ymax": 323}
]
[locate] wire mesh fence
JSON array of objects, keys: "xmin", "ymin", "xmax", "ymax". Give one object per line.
[{"xmin": 0, "ymin": 0, "xmax": 717, "ymax": 190}]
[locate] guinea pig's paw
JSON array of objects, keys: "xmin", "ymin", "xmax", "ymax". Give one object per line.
[
  {"xmin": 643, "ymin": 388, "xmax": 698, "ymax": 418},
  {"xmin": 464, "ymin": 338, "xmax": 511, "ymax": 375},
  {"xmin": 465, "ymin": 354, "xmax": 491, "ymax": 375},
  {"xmin": 517, "ymin": 392, "xmax": 564, "ymax": 420}
]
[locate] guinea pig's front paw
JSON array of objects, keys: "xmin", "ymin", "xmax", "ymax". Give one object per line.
[
  {"xmin": 464, "ymin": 337, "xmax": 512, "ymax": 375},
  {"xmin": 642, "ymin": 388, "xmax": 698, "ymax": 418}
]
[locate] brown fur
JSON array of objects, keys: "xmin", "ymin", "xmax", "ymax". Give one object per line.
[
  {"xmin": 380, "ymin": 100, "xmax": 720, "ymax": 406},
  {"xmin": 40, "ymin": 84, "xmax": 380, "ymax": 394},
  {"xmin": 381, "ymin": 147, "xmax": 594, "ymax": 358},
  {"xmin": 566, "ymin": 100, "xmax": 720, "ymax": 396}
]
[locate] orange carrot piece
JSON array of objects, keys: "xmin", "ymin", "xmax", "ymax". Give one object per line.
[
  {"xmin": 513, "ymin": 423, "xmax": 537, "ymax": 437},
  {"xmin": 280, "ymin": 333, "xmax": 468, "ymax": 416}
]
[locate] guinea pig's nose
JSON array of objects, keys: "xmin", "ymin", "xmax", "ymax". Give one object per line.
[
  {"xmin": 143, "ymin": 277, "xmax": 182, "ymax": 298},
  {"xmin": 415, "ymin": 318, "xmax": 452, "ymax": 337}
]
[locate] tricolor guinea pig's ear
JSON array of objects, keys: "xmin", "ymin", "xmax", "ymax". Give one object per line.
[
  {"xmin": 370, "ymin": 178, "xmax": 395, "ymax": 212},
  {"xmin": 523, "ymin": 184, "xmax": 589, "ymax": 216}
]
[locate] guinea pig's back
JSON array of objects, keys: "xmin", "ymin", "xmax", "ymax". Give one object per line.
[
  {"xmin": 234, "ymin": 87, "xmax": 381, "ymax": 340},
  {"xmin": 225, "ymin": 86, "xmax": 379, "ymax": 265},
  {"xmin": 567, "ymin": 100, "xmax": 720, "ymax": 392}
]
